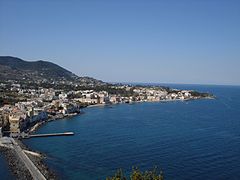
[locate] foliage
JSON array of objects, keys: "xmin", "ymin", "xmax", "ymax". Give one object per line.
[
  {"xmin": 190, "ymin": 91, "xmax": 213, "ymax": 98},
  {"xmin": 106, "ymin": 167, "xmax": 164, "ymax": 180},
  {"xmin": 106, "ymin": 169, "xmax": 126, "ymax": 180}
]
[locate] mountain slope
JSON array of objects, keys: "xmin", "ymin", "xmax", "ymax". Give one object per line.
[
  {"xmin": 0, "ymin": 56, "xmax": 104, "ymax": 85},
  {"xmin": 0, "ymin": 56, "xmax": 78, "ymax": 81}
]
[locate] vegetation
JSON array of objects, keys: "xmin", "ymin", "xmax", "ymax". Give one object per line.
[
  {"xmin": 190, "ymin": 91, "xmax": 213, "ymax": 98},
  {"xmin": 106, "ymin": 167, "xmax": 164, "ymax": 180}
]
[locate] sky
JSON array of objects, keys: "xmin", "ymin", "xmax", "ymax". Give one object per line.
[{"xmin": 0, "ymin": 0, "xmax": 240, "ymax": 85}]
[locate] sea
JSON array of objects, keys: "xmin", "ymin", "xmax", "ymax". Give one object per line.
[
  {"xmin": 1, "ymin": 84, "xmax": 240, "ymax": 179},
  {"xmin": 0, "ymin": 153, "xmax": 13, "ymax": 179}
]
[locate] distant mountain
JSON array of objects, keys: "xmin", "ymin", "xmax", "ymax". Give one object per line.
[{"xmin": 0, "ymin": 56, "xmax": 105, "ymax": 86}]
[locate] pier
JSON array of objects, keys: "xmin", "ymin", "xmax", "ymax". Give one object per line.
[{"xmin": 27, "ymin": 132, "xmax": 74, "ymax": 138}]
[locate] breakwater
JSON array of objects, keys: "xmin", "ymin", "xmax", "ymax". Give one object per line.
[{"xmin": 0, "ymin": 138, "xmax": 56, "ymax": 180}]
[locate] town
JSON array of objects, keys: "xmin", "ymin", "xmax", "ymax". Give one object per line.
[{"xmin": 0, "ymin": 81, "xmax": 213, "ymax": 138}]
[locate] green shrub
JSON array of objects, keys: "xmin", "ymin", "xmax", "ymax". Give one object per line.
[{"xmin": 106, "ymin": 167, "xmax": 164, "ymax": 180}]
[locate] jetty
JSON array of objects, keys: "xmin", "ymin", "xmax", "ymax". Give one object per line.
[{"xmin": 27, "ymin": 132, "xmax": 74, "ymax": 138}]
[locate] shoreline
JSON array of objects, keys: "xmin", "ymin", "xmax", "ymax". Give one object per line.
[
  {"xmin": 29, "ymin": 112, "xmax": 80, "ymax": 134},
  {"xmin": 28, "ymin": 96, "xmax": 214, "ymax": 139},
  {"xmin": 86, "ymin": 96, "xmax": 214, "ymax": 108}
]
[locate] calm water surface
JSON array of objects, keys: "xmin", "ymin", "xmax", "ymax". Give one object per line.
[
  {"xmin": 19, "ymin": 85, "xmax": 240, "ymax": 179},
  {"xmin": 0, "ymin": 153, "xmax": 13, "ymax": 179}
]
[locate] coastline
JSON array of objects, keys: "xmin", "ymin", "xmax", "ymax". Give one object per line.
[
  {"xmin": 1, "ymin": 96, "xmax": 214, "ymax": 179},
  {"xmin": 29, "ymin": 112, "xmax": 79, "ymax": 134},
  {"xmin": 29, "ymin": 96, "xmax": 214, "ymax": 137},
  {"xmin": 87, "ymin": 96, "xmax": 215, "ymax": 107},
  {"xmin": 28, "ymin": 96, "xmax": 214, "ymax": 136}
]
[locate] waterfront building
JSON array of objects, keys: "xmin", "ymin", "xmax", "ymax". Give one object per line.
[
  {"xmin": 58, "ymin": 102, "xmax": 80, "ymax": 115},
  {"xmin": 9, "ymin": 111, "xmax": 29, "ymax": 137},
  {"xmin": 29, "ymin": 108, "xmax": 48, "ymax": 123},
  {"xmin": 0, "ymin": 106, "xmax": 12, "ymax": 129},
  {"xmin": 0, "ymin": 127, "xmax": 2, "ymax": 138},
  {"xmin": 74, "ymin": 97, "xmax": 98, "ymax": 105},
  {"xmin": 109, "ymin": 95, "xmax": 121, "ymax": 103},
  {"xmin": 98, "ymin": 95, "xmax": 105, "ymax": 104}
]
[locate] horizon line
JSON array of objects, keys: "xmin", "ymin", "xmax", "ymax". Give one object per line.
[{"xmin": 109, "ymin": 81, "xmax": 240, "ymax": 87}]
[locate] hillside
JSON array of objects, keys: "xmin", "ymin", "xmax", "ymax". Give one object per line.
[{"xmin": 0, "ymin": 56, "xmax": 105, "ymax": 86}]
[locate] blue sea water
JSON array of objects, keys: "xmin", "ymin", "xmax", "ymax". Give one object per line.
[
  {"xmin": 2, "ymin": 84, "xmax": 240, "ymax": 179},
  {"xmin": 0, "ymin": 153, "xmax": 13, "ymax": 179}
]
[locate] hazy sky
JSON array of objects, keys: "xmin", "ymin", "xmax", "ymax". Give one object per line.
[{"xmin": 0, "ymin": 0, "xmax": 240, "ymax": 85}]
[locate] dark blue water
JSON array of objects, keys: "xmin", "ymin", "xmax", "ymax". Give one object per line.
[
  {"xmin": 0, "ymin": 153, "xmax": 14, "ymax": 179},
  {"xmin": 21, "ymin": 85, "xmax": 240, "ymax": 179}
]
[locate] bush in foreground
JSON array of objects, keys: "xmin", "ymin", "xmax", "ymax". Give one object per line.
[{"xmin": 106, "ymin": 167, "xmax": 164, "ymax": 180}]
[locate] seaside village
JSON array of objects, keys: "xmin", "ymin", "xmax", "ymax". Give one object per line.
[{"xmin": 0, "ymin": 84, "xmax": 193, "ymax": 138}]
